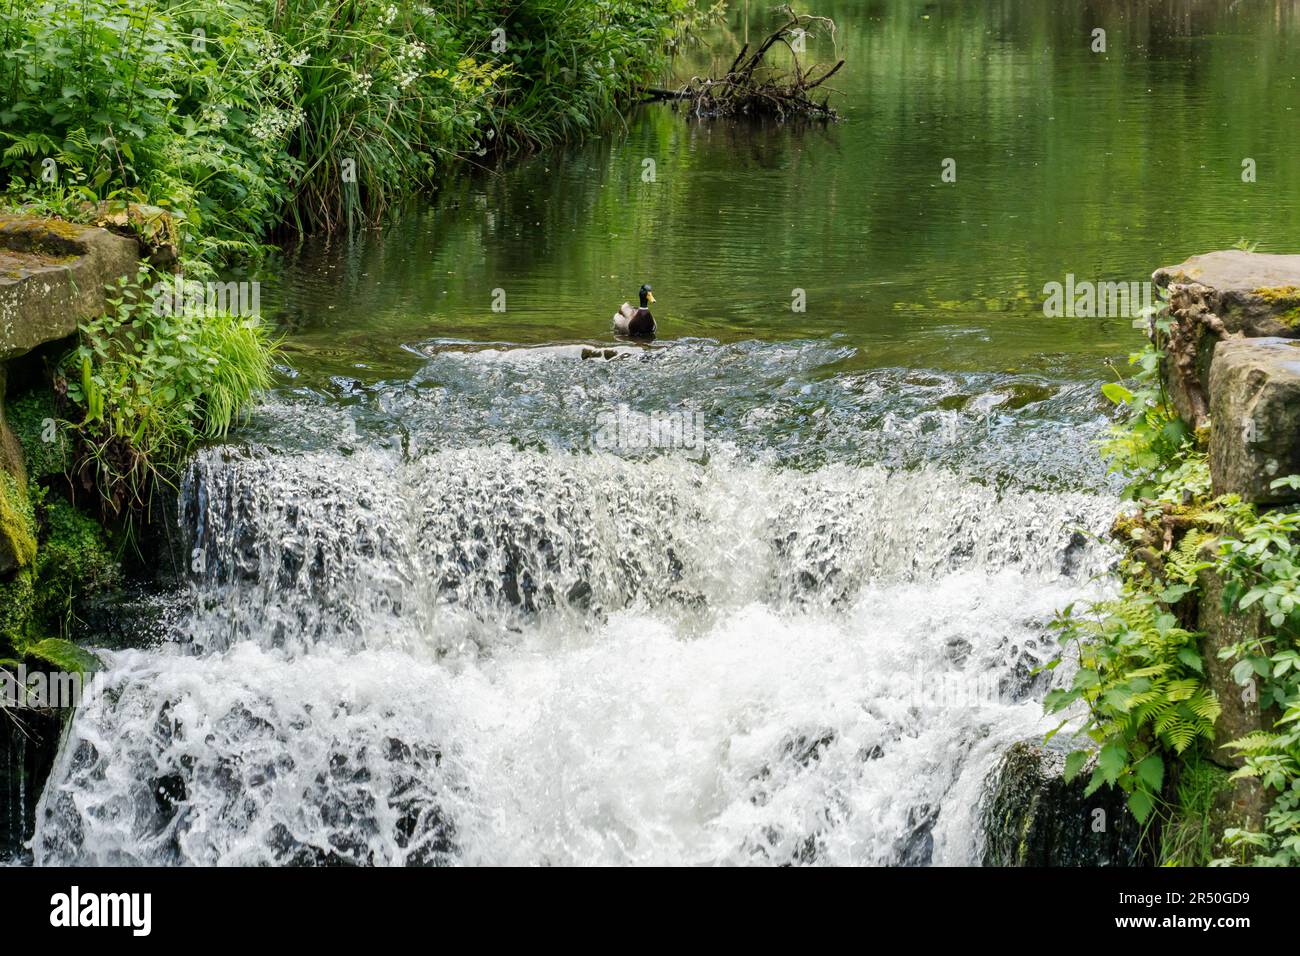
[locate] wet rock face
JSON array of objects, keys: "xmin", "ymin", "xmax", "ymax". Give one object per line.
[
  {"xmin": 980, "ymin": 739, "xmax": 1146, "ymax": 867},
  {"xmin": 1209, "ymin": 337, "xmax": 1300, "ymax": 504},
  {"xmin": 0, "ymin": 364, "xmax": 35, "ymax": 575},
  {"xmin": 0, "ymin": 214, "xmax": 139, "ymax": 361},
  {"xmin": 0, "ymin": 708, "xmax": 64, "ymax": 863}
]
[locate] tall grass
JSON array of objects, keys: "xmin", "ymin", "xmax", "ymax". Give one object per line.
[{"xmin": 0, "ymin": 0, "xmax": 713, "ymax": 260}]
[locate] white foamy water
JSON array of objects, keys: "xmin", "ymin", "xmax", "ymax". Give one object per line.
[{"xmin": 33, "ymin": 427, "xmax": 1112, "ymax": 865}]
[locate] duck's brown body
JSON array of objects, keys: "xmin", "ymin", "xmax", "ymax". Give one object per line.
[{"xmin": 613, "ymin": 302, "xmax": 656, "ymax": 337}]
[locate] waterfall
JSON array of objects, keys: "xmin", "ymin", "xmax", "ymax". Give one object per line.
[{"xmin": 31, "ymin": 341, "xmax": 1116, "ymax": 865}]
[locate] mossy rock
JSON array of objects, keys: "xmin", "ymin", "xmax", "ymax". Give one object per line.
[
  {"xmin": 981, "ymin": 738, "xmax": 1147, "ymax": 866},
  {"xmin": 1, "ymin": 497, "xmax": 117, "ymax": 657},
  {"xmin": 0, "ymin": 566, "xmax": 35, "ymax": 648},
  {"xmin": 1154, "ymin": 252, "xmax": 1300, "ymax": 339},
  {"xmin": 0, "ymin": 214, "xmax": 140, "ymax": 361},
  {"xmin": 0, "ymin": 468, "xmax": 36, "ymax": 575},
  {"xmin": 31, "ymin": 498, "xmax": 118, "ymax": 635},
  {"xmin": 7, "ymin": 390, "xmax": 69, "ymax": 481}
]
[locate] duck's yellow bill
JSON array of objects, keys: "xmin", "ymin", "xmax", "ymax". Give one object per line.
[{"xmin": 647, "ymin": 291, "xmax": 656, "ymax": 304}]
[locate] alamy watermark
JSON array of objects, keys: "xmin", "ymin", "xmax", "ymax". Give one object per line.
[
  {"xmin": 1, "ymin": 665, "xmax": 105, "ymax": 710},
  {"xmin": 148, "ymin": 275, "xmax": 261, "ymax": 319},
  {"xmin": 880, "ymin": 664, "xmax": 1005, "ymax": 712},
  {"xmin": 1042, "ymin": 274, "xmax": 1156, "ymax": 319},
  {"xmin": 592, "ymin": 405, "xmax": 705, "ymax": 456}
]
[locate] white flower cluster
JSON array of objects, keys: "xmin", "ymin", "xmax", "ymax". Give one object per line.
[
  {"xmin": 379, "ymin": 5, "xmax": 398, "ymax": 28},
  {"xmin": 201, "ymin": 102, "xmax": 231, "ymax": 128},
  {"xmin": 252, "ymin": 35, "xmax": 282, "ymax": 74},
  {"xmin": 250, "ymin": 105, "xmax": 305, "ymax": 143},
  {"xmin": 351, "ymin": 71, "xmax": 373, "ymax": 98},
  {"xmin": 396, "ymin": 38, "xmax": 427, "ymax": 89}
]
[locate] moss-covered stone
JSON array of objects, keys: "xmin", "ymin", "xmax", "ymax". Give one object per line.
[
  {"xmin": 0, "ymin": 566, "xmax": 35, "ymax": 648},
  {"xmin": 0, "ymin": 468, "xmax": 36, "ymax": 575},
  {"xmin": 0, "ymin": 214, "xmax": 139, "ymax": 361},
  {"xmin": 7, "ymin": 390, "xmax": 68, "ymax": 481},
  {"xmin": 32, "ymin": 497, "xmax": 118, "ymax": 633}
]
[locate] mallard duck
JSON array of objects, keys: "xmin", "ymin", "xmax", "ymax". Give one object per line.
[{"xmin": 613, "ymin": 284, "xmax": 656, "ymax": 337}]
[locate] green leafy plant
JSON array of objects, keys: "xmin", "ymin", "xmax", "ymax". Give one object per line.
[
  {"xmin": 1098, "ymin": 297, "xmax": 1193, "ymax": 499},
  {"xmin": 1047, "ymin": 587, "xmax": 1220, "ymax": 824},
  {"xmin": 59, "ymin": 268, "xmax": 277, "ymax": 518},
  {"xmin": 1208, "ymin": 479, "xmax": 1300, "ymax": 865}
]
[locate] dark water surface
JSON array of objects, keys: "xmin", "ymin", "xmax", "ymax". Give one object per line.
[{"xmin": 261, "ymin": 0, "xmax": 1300, "ymax": 386}]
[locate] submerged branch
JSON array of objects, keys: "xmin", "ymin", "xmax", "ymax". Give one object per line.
[{"xmin": 646, "ymin": 7, "xmax": 844, "ymax": 121}]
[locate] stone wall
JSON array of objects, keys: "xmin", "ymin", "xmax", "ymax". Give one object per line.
[{"xmin": 1157, "ymin": 251, "xmax": 1300, "ymax": 850}]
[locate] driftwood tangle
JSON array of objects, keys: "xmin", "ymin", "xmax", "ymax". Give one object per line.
[{"xmin": 646, "ymin": 7, "xmax": 843, "ymax": 120}]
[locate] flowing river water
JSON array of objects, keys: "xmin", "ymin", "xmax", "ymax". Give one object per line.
[{"xmin": 25, "ymin": 0, "xmax": 1300, "ymax": 865}]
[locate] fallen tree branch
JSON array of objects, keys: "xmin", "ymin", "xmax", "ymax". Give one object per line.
[{"xmin": 646, "ymin": 7, "xmax": 843, "ymax": 121}]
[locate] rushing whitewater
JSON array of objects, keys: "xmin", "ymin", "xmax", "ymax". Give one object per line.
[{"xmin": 32, "ymin": 341, "xmax": 1117, "ymax": 866}]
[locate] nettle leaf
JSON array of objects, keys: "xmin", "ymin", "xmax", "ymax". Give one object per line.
[
  {"xmin": 1136, "ymin": 753, "xmax": 1164, "ymax": 791},
  {"xmin": 1042, "ymin": 688, "xmax": 1076, "ymax": 712},
  {"xmin": 1084, "ymin": 767, "xmax": 1107, "ymax": 798},
  {"xmin": 1072, "ymin": 668, "xmax": 1100, "ymax": 690},
  {"xmin": 1098, "ymin": 742, "xmax": 1128, "ymax": 785},
  {"xmin": 1127, "ymin": 787, "xmax": 1155, "ymax": 823},
  {"xmin": 1064, "ymin": 750, "xmax": 1090, "ymax": 783},
  {"xmin": 1177, "ymin": 646, "xmax": 1204, "ymax": 673}
]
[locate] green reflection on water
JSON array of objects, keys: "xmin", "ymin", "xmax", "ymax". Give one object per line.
[{"xmin": 261, "ymin": 0, "xmax": 1300, "ymax": 385}]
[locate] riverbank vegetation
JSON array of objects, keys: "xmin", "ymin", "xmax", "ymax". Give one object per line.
[
  {"xmin": 0, "ymin": 0, "xmax": 716, "ymax": 267},
  {"xmin": 1046, "ymin": 302, "xmax": 1300, "ymax": 866}
]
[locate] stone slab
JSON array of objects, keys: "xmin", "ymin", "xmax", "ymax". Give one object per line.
[
  {"xmin": 1209, "ymin": 337, "xmax": 1300, "ymax": 504},
  {"xmin": 0, "ymin": 214, "xmax": 139, "ymax": 361}
]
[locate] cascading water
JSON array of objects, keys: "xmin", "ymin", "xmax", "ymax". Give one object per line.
[{"xmin": 31, "ymin": 340, "xmax": 1117, "ymax": 865}]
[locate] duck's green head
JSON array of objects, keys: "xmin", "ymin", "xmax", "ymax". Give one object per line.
[{"xmin": 639, "ymin": 283, "xmax": 655, "ymax": 307}]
